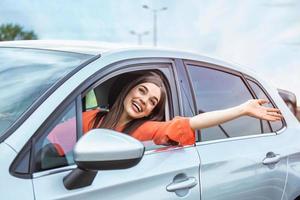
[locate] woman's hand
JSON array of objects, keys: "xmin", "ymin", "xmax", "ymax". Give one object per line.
[{"xmin": 240, "ymin": 99, "xmax": 282, "ymax": 121}]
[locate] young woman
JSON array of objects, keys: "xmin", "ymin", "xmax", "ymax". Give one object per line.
[{"xmin": 83, "ymin": 72, "xmax": 282, "ymax": 146}]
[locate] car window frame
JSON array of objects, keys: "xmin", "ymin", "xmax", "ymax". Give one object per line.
[
  {"xmin": 182, "ymin": 59, "xmax": 282, "ymax": 145},
  {"xmin": 10, "ymin": 57, "xmax": 188, "ymax": 179},
  {"xmin": 81, "ymin": 65, "xmax": 176, "ymax": 152},
  {"xmin": 173, "ymin": 59, "xmax": 199, "ymax": 141}
]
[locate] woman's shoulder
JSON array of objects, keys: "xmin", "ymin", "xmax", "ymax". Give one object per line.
[{"xmin": 83, "ymin": 109, "xmax": 100, "ymax": 118}]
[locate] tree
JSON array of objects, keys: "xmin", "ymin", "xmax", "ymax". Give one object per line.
[{"xmin": 0, "ymin": 23, "xmax": 38, "ymax": 41}]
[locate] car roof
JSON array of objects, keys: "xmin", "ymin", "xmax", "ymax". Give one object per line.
[
  {"xmin": 0, "ymin": 40, "xmax": 125, "ymax": 55},
  {"xmin": 0, "ymin": 40, "xmax": 255, "ymax": 75}
]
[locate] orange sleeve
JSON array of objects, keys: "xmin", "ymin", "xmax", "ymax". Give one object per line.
[
  {"xmin": 82, "ymin": 109, "xmax": 100, "ymax": 134},
  {"xmin": 131, "ymin": 116, "xmax": 195, "ymax": 146}
]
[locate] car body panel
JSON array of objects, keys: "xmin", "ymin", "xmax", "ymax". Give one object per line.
[
  {"xmin": 278, "ymin": 126, "xmax": 300, "ymax": 200},
  {"xmin": 197, "ymin": 133, "xmax": 288, "ymax": 200},
  {"xmin": 0, "ymin": 143, "xmax": 34, "ymax": 199},
  {"xmin": 32, "ymin": 147, "xmax": 200, "ymax": 200}
]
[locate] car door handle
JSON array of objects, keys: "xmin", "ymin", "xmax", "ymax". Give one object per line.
[
  {"xmin": 262, "ymin": 153, "xmax": 281, "ymax": 165},
  {"xmin": 166, "ymin": 177, "xmax": 198, "ymax": 192}
]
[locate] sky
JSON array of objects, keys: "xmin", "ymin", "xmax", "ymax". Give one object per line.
[{"xmin": 1, "ymin": 0, "xmax": 300, "ymax": 104}]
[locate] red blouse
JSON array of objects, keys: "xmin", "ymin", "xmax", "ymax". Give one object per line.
[{"xmin": 83, "ymin": 110, "xmax": 195, "ymax": 146}]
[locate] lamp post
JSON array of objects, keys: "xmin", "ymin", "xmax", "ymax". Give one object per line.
[
  {"xmin": 142, "ymin": 5, "xmax": 167, "ymax": 47},
  {"xmin": 129, "ymin": 30, "xmax": 149, "ymax": 45}
]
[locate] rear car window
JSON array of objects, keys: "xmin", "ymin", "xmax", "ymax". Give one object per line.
[
  {"xmin": 0, "ymin": 47, "xmax": 92, "ymax": 137},
  {"xmin": 187, "ymin": 65, "xmax": 269, "ymax": 142}
]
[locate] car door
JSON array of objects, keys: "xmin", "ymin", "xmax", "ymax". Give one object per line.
[
  {"xmin": 182, "ymin": 60, "xmax": 287, "ymax": 200},
  {"xmin": 27, "ymin": 59, "xmax": 201, "ymax": 200}
]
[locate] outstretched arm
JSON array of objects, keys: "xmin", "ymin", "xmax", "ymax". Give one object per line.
[{"xmin": 189, "ymin": 99, "xmax": 282, "ymax": 130}]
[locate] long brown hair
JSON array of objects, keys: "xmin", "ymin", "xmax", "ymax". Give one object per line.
[{"xmin": 92, "ymin": 72, "xmax": 167, "ymax": 134}]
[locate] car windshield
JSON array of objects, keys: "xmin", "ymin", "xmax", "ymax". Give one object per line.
[{"xmin": 0, "ymin": 47, "xmax": 93, "ymax": 137}]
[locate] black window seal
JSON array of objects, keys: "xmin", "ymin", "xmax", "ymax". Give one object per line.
[
  {"xmin": 76, "ymin": 96, "xmax": 83, "ymax": 140},
  {"xmin": 9, "ymin": 139, "xmax": 33, "ymax": 179},
  {"xmin": 183, "ymin": 59, "xmax": 245, "ymax": 78},
  {"xmin": 10, "ymin": 58, "xmax": 178, "ymax": 179},
  {"xmin": 0, "ymin": 53, "xmax": 100, "ymax": 143}
]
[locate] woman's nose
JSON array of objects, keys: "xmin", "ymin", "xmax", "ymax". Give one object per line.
[{"xmin": 139, "ymin": 97, "xmax": 146, "ymax": 106}]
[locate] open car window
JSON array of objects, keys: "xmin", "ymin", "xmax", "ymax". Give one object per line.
[{"xmin": 82, "ymin": 70, "xmax": 171, "ymax": 151}]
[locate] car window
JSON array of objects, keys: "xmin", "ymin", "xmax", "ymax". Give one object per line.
[
  {"xmin": 33, "ymin": 102, "xmax": 77, "ymax": 172},
  {"xmin": 82, "ymin": 70, "xmax": 174, "ymax": 151},
  {"xmin": 187, "ymin": 65, "xmax": 265, "ymax": 142},
  {"xmin": 0, "ymin": 48, "xmax": 92, "ymax": 138},
  {"xmin": 247, "ymin": 79, "xmax": 283, "ymax": 132}
]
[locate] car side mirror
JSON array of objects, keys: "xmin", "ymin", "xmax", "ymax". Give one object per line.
[
  {"xmin": 63, "ymin": 129, "xmax": 145, "ymax": 190},
  {"xmin": 278, "ymin": 89, "xmax": 297, "ymax": 116}
]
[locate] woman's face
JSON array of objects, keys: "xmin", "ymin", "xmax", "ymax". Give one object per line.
[{"xmin": 123, "ymin": 82, "xmax": 161, "ymax": 120}]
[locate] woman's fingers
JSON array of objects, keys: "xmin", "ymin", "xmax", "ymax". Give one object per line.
[
  {"xmin": 263, "ymin": 108, "xmax": 283, "ymax": 121},
  {"xmin": 263, "ymin": 114, "xmax": 281, "ymax": 121},
  {"xmin": 267, "ymin": 112, "xmax": 283, "ymax": 118},
  {"xmin": 257, "ymin": 99, "xmax": 269, "ymax": 105},
  {"xmin": 266, "ymin": 107, "xmax": 281, "ymax": 113},
  {"xmin": 268, "ymin": 117, "xmax": 281, "ymax": 121}
]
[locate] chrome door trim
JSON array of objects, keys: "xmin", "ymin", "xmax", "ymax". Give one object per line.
[
  {"xmin": 145, "ymin": 145, "xmax": 195, "ymax": 155},
  {"xmin": 275, "ymin": 126, "xmax": 287, "ymax": 134},
  {"xmin": 33, "ymin": 165, "xmax": 77, "ymax": 178},
  {"xmin": 196, "ymin": 132, "xmax": 277, "ymax": 146}
]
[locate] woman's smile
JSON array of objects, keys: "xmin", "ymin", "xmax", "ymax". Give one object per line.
[{"xmin": 132, "ymin": 100, "xmax": 143, "ymax": 113}]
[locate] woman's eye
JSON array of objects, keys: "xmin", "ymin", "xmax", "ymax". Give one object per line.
[
  {"xmin": 139, "ymin": 87, "xmax": 146, "ymax": 94},
  {"xmin": 150, "ymin": 100, "xmax": 156, "ymax": 106}
]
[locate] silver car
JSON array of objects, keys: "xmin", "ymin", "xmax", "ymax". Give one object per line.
[{"xmin": 1, "ymin": 40, "xmax": 300, "ymax": 200}]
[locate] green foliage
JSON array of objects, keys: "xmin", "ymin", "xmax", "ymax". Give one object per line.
[{"xmin": 0, "ymin": 23, "xmax": 38, "ymax": 41}]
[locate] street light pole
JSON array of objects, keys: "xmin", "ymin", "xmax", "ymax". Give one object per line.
[
  {"xmin": 129, "ymin": 30, "xmax": 149, "ymax": 45},
  {"xmin": 142, "ymin": 5, "xmax": 167, "ymax": 47},
  {"xmin": 153, "ymin": 10, "xmax": 157, "ymax": 47}
]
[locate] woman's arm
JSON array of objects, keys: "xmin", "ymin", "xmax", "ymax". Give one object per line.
[{"xmin": 189, "ymin": 99, "xmax": 282, "ymax": 130}]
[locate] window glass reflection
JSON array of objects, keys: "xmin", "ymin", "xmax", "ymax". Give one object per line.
[{"xmin": 187, "ymin": 65, "xmax": 262, "ymax": 142}]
